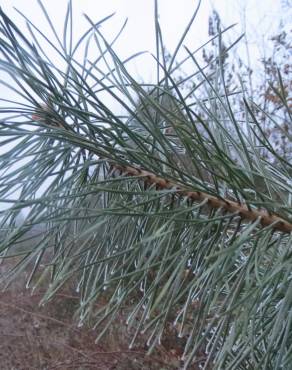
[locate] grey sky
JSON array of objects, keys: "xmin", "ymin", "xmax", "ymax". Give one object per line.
[{"xmin": 1, "ymin": 0, "xmax": 285, "ymax": 81}]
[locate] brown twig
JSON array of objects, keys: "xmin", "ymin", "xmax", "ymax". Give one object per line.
[
  {"xmin": 113, "ymin": 163, "xmax": 292, "ymax": 233},
  {"xmin": 0, "ymin": 299, "xmax": 81, "ymax": 333}
]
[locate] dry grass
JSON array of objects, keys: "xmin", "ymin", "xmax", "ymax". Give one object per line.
[{"xmin": 0, "ymin": 258, "xmax": 197, "ymax": 370}]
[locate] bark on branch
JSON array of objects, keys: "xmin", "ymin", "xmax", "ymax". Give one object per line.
[{"xmin": 113, "ymin": 163, "xmax": 292, "ymax": 234}]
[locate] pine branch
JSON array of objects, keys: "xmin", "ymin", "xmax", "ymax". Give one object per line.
[
  {"xmin": 112, "ymin": 163, "xmax": 292, "ymax": 233},
  {"xmin": 33, "ymin": 108, "xmax": 292, "ymax": 234}
]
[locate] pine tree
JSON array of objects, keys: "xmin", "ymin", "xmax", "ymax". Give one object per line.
[{"xmin": 0, "ymin": 2, "xmax": 291, "ymax": 369}]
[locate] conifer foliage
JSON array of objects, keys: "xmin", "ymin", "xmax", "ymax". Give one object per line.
[{"xmin": 0, "ymin": 2, "xmax": 291, "ymax": 369}]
